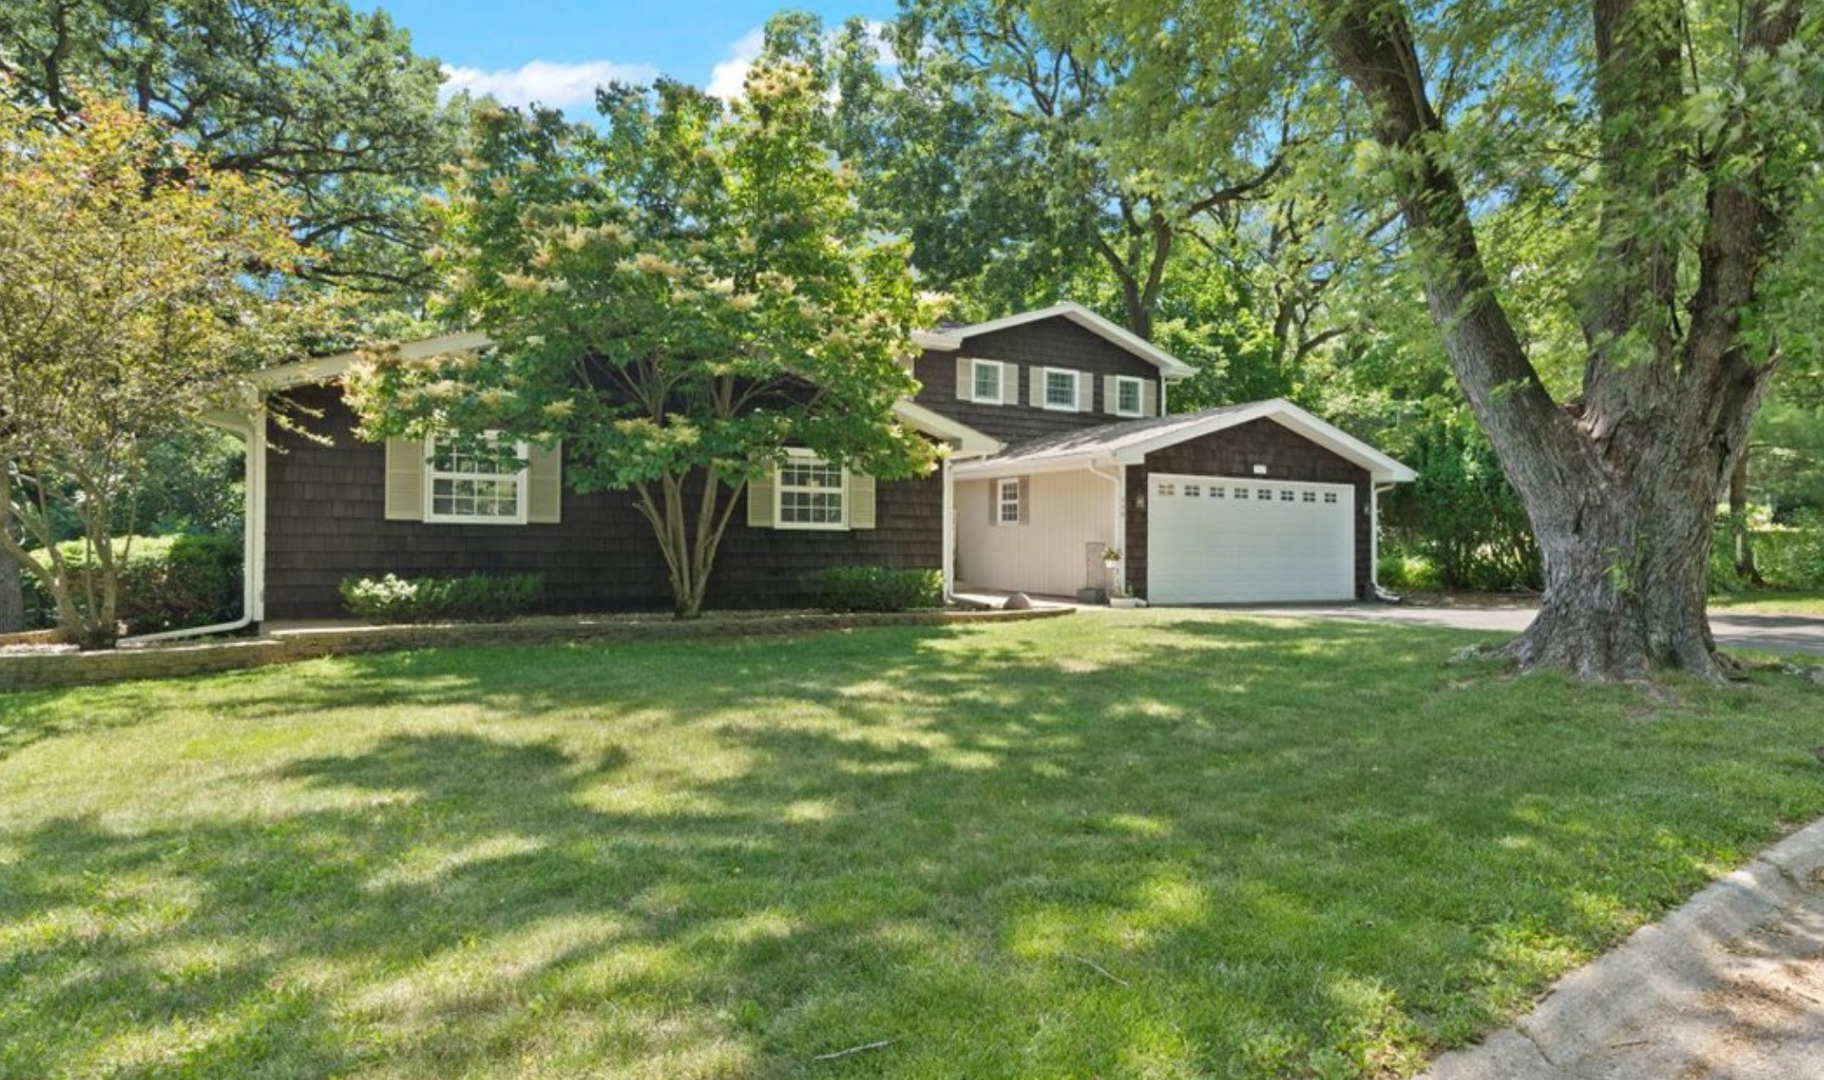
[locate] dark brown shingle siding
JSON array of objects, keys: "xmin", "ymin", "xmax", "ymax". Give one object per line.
[{"xmin": 263, "ymin": 385, "xmax": 941, "ymax": 619}]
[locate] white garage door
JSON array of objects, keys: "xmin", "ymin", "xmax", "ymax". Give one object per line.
[{"xmin": 1146, "ymin": 473, "xmax": 1355, "ymax": 603}]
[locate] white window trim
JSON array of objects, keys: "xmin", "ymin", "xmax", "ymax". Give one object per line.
[
  {"xmin": 997, "ymin": 477, "xmax": 1022, "ymax": 525},
  {"xmin": 1114, "ymin": 375, "xmax": 1145, "ymax": 417},
  {"xmin": 971, "ymin": 358, "xmax": 1007, "ymax": 405},
  {"xmin": 1040, "ymin": 367, "xmax": 1080, "ymax": 411},
  {"xmin": 423, "ymin": 434, "xmax": 530, "ymax": 525},
  {"xmin": 774, "ymin": 449, "xmax": 849, "ymax": 531}
]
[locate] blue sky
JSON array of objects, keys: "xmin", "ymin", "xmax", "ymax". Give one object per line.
[{"xmin": 359, "ymin": 1, "xmax": 898, "ymax": 109}]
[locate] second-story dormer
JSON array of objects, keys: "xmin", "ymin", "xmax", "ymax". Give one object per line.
[{"xmin": 910, "ymin": 302, "xmax": 1194, "ymax": 447}]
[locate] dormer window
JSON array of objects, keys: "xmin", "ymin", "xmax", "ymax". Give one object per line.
[{"xmin": 1042, "ymin": 367, "xmax": 1079, "ymax": 411}]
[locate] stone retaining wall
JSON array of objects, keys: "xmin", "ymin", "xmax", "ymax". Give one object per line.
[{"xmin": 0, "ymin": 607, "xmax": 1072, "ymax": 693}]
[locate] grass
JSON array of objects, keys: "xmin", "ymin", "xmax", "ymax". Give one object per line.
[
  {"xmin": 1709, "ymin": 588, "xmax": 1824, "ymax": 615},
  {"xmin": 2, "ymin": 611, "xmax": 1822, "ymax": 1080}
]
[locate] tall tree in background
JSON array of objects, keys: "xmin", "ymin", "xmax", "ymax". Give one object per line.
[
  {"xmin": 1310, "ymin": 0, "xmax": 1823, "ymax": 679},
  {"xmin": 0, "ymin": 0, "xmax": 460, "ymax": 315}
]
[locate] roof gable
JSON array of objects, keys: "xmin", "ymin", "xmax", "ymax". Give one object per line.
[{"xmin": 921, "ymin": 302, "xmax": 1195, "ymax": 379}]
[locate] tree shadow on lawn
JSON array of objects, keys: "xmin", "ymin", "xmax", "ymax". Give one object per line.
[{"xmin": 2, "ymin": 614, "xmax": 1820, "ymax": 1079}]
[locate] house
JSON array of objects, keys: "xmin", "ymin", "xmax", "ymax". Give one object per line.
[{"xmin": 221, "ymin": 302, "xmax": 1412, "ymax": 623}]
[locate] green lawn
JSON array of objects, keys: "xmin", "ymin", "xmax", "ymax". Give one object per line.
[
  {"xmin": 1710, "ymin": 589, "xmax": 1824, "ymax": 615},
  {"xmin": 3, "ymin": 612, "xmax": 1821, "ymax": 1080}
]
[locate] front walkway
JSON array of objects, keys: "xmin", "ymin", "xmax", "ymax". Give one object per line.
[{"xmin": 1420, "ymin": 819, "xmax": 1824, "ymax": 1080}]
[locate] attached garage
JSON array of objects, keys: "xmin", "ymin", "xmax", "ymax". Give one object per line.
[
  {"xmin": 1145, "ymin": 474, "xmax": 1355, "ymax": 603},
  {"xmin": 952, "ymin": 399, "xmax": 1415, "ymax": 605}
]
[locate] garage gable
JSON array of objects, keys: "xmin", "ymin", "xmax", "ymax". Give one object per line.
[{"xmin": 1124, "ymin": 418, "xmax": 1375, "ymax": 603}]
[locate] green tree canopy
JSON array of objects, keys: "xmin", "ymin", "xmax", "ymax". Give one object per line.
[{"xmin": 346, "ymin": 64, "xmax": 937, "ymax": 618}]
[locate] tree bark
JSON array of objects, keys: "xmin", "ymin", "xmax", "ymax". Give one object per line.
[
  {"xmin": 1729, "ymin": 451, "xmax": 1763, "ymax": 584},
  {"xmin": 1324, "ymin": 0, "xmax": 1796, "ymax": 681},
  {"xmin": 0, "ymin": 555, "xmax": 21, "ymax": 634}
]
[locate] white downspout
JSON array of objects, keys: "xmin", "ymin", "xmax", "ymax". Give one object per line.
[
  {"xmin": 121, "ymin": 406, "xmax": 266, "ymax": 645},
  {"xmin": 1371, "ymin": 481, "xmax": 1396, "ymax": 601},
  {"xmin": 1087, "ymin": 459, "xmax": 1124, "ymax": 597},
  {"xmin": 941, "ymin": 451, "xmax": 955, "ymax": 601}
]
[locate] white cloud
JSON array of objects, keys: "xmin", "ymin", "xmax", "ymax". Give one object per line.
[
  {"xmin": 706, "ymin": 28, "xmax": 766, "ymax": 102},
  {"xmin": 441, "ymin": 59, "xmax": 660, "ymax": 109}
]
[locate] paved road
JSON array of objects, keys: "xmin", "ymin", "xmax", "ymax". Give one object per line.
[{"xmin": 1233, "ymin": 604, "xmax": 1824, "ymax": 659}]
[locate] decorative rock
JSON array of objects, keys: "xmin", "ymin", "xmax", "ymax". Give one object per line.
[{"xmin": 1003, "ymin": 592, "xmax": 1033, "ymax": 611}]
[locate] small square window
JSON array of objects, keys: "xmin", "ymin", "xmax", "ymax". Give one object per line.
[
  {"xmin": 972, "ymin": 360, "xmax": 1005, "ymax": 404},
  {"xmin": 1043, "ymin": 368, "xmax": 1079, "ymax": 410},
  {"xmin": 1114, "ymin": 376, "xmax": 1144, "ymax": 416}
]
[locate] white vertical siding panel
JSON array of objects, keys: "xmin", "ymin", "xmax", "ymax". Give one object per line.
[{"xmin": 955, "ymin": 471, "xmax": 1116, "ymax": 597}]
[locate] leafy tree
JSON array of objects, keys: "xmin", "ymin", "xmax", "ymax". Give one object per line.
[
  {"xmin": 0, "ymin": 0, "xmax": 460, "ymax": 311},
  {"xmin": 346, "ymin": 65, "xmax": 936, "ymax": 619},
  {"xmin": 0, "ymin": 90, "xmax": 308, "ymax": 648},
  {"xmin": 1306, "ymin": 0, "xmax": 1824, "ymax": 679}
]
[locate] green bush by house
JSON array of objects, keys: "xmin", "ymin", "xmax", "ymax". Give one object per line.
[
  {"xmin": 800, "ymin": 566, "xmax": 944, "ymax": 613},
  {"xmin": 339, "ymin": 572, "xmax": 544, "ymax": 623},
  {"xmin": 21, "ymin": 533, "xmax": 241, "ymax": 634}
]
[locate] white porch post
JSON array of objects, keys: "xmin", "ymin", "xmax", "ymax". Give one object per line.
[{"xmin": 940, "ymin": 452, "xmax": 955, "ymax": 599}]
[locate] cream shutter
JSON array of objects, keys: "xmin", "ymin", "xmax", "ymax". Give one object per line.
[
  {"xmin": 1077, "ymin": 371, "xmax": 1094, "ymax": 412},
  {"xmin": 848, "ymin": 473, "xmax": 877, "ymax": 529},
  {"xmin": 747, "ymin": 472, "xmax": 776, "ymax": 528},
  {"xmin": 1027, "ymin": 366, "xmax": 1043, "ymax": 406},
  {"xmin": 1142, "ymin": 380, "xmax": 1158, "ymax": 416},
  {"xmin": 384, "ymin": 439, "xmax": 426, "ymax": 521},
  {"xmin": 527, "ymin": 443, "xmax": 562, "ymax": 523},
  {"xmin": 1104, "ymin": 374, "xmax": 1120, "ymax": 414},
  {"xmin": 1017, "ymin": 477, "xmax": 1031, "ymax": 524},
  {"xmin": 956, "ymin": 356, "xmax": 974, "ymax": 402}
]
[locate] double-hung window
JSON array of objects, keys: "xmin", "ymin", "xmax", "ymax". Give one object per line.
[
  {"xmin": 1114, "ymin": 376, "xmax": 1144, "ymax": 417},
  {"xmin": 997, "ymin": 478, "xmax": 1022, "ymax": 525},
  {"xmin": 1042, "ymin": 367, "xmax": 1079, "ymax": 411},
  {"xmin": 776, "ymin": 451, "xmax": 847, "ymax": 529},
  {"xmin": 972, "ymin": 359, "xmax": 1007, "ymax": 404},
  {"xmin": 425, "ymin": 435, "xmax": 529, "ymax": 524}
]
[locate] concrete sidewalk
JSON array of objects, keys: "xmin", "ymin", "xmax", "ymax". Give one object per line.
[{"xmin": 1420, "ymin": 819, "xmax": 1824, "ymax": 1080}]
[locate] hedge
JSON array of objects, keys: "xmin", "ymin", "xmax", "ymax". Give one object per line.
[
  {"xmin": 339, "ymin": 572, "xmax": 544, "ymax": 623},
  {"xmin": 20, "ymin": 533, "xmax": 241, "ymax": 635},
  {"xmin": 801, "ymin": 566, "xmax": 945, "ymax": 613}
]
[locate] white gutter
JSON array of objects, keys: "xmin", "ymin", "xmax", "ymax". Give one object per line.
[{"xmin": 120, "ymin": 407, "xmax": 267, "ymax": 645}]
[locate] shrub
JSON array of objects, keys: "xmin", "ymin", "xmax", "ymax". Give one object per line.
[
  {"xmin": 20, "ymin": 533, "xmax": 241, "ymax": 635},
  {"xmin": 339, "ymin": 572, "xmax": 544, "ymax": 623},
  {"xmin": 1377, "ymin": 551, "xmax": 1441, "ymax": 592},
  {"xmin": 1753, "ymin": 512, "xmax": 1824, "ymax": 590},
  {"xmin": 801, "ymin": 566, "xmax": 944, "ymax": 613}
]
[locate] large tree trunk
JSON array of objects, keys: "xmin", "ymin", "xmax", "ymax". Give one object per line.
[{"xmin": 1325, "ymin": 0, "xmax": 1796, "ymax": 681}]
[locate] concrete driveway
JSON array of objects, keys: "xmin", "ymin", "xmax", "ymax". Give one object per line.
[{"xmin": 1234, "ymin": 603, "xmax": 1824, "ymax": 658}]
